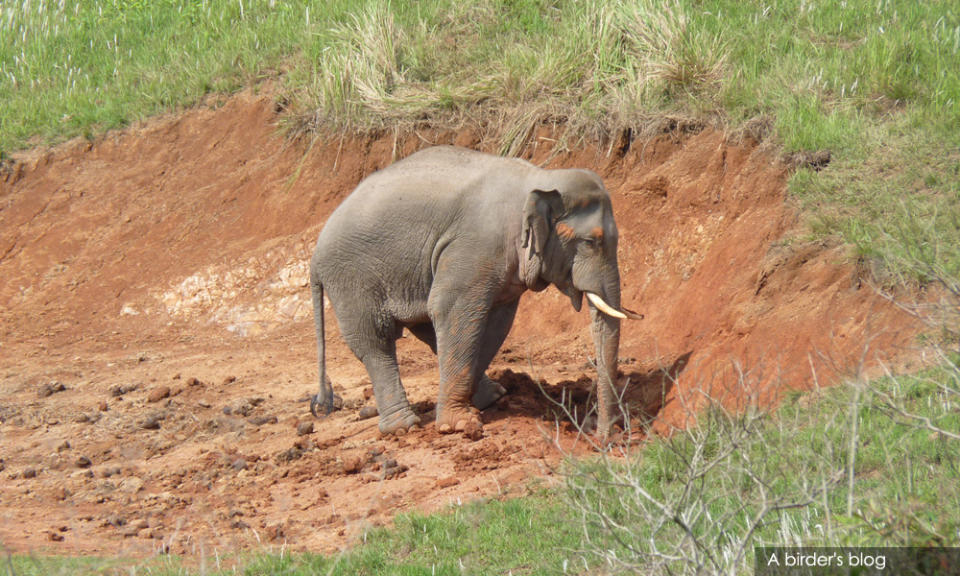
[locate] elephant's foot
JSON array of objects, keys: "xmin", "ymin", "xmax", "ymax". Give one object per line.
[
  {"xmin": 471, "ymin": 375, "xmax": 507, "ymax": 410},
  {"xmin": 378, "ymin": 406, "xmax": 421, "ymax": 436},
  {"xmin": 436, "ymin": 404, "xmax": 483, "ymax": 439}
]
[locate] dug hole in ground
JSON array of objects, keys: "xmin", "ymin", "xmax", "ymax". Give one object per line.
[{"xmin": 0, "ymin": 90, "xmax": 920, "ymax": 557}]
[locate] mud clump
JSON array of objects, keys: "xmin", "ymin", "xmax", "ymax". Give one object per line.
[{"xmin": 147, "ymin": 386, "xmax": 171, "ymax": 403}]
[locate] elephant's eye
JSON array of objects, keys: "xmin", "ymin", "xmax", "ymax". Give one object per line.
[{"xmin": 582, "ymin": 237, "xmax": 601, "ymax": 249}]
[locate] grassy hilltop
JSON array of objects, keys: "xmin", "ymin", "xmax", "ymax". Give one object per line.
[{"xmin": 3, "ymin": 0, "xmax": 960, "ymax": 280}]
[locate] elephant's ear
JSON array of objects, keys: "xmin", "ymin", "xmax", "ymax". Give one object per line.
[{"xmin": 522, "ymin": 189, "xmax": 563, "ymax": 261}]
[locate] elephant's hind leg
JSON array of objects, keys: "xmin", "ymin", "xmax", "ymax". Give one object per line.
[{"xmin": 348, "ymin": 330, "xmax": 421, "ymax": 435}]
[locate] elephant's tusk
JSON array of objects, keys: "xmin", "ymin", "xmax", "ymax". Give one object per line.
[
  {"xmin": 586, "ymin": 292, "xmax": 627, "ymax": 320},
  {"xmin": 622, "ymin": 306, "xmax": 644, "ymax": 320}
]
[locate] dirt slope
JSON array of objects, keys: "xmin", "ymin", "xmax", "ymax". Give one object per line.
[{"xmin": 0, "ymin": 90, "xmax": 918, "ymax": 558}]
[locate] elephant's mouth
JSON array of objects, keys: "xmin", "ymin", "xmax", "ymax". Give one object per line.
[{"xmin": 562, "ymin": 284, "xmax": 584, "ymax": 311}]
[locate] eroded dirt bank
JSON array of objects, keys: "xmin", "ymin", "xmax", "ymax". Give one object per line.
[{"xmin": 0, "ymin": 90, "xmax": 918, "ymax": 558}]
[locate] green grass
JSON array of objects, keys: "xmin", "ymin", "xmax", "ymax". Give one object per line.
[
  {"xmin": 563, "ymin": 357, "xmax": 960, "ymax": 574},
  {"xmin": 235, "ymin": 496, "xmax": 584, "ymax": 575},
  {"xmin": 3, "ymin": 0, "xmax": 959, "ymax": 280}
]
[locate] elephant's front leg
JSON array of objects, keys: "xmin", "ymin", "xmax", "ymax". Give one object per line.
[{"xmin": 470, "ymin": 301, "xmax": 518, "ymax": 410}]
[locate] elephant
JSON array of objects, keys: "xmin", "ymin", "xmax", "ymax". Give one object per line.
[{"xmin": 309, "ymin": 145, "xmax": 639, "ymax": 439}]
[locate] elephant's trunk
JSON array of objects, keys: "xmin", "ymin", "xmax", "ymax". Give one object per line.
[{"xmin": 588, "ymin": 273, "xmax": 622, "ymax": 441}]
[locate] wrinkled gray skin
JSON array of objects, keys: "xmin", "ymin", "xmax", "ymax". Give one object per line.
[{"xmin": 310, "ymin": 146, "xmax": 626, "ymax": 438}]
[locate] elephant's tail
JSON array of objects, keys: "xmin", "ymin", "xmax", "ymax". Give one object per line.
[{"xmin": 309, "ymin": 264, "xmax": 335, "ymax": 417}]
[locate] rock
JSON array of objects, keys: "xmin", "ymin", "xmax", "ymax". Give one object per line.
[
  {"xmin": 97, "ymin": 400, "xmax": 109, "ymax": 411},
  {"xmin": 358, "ymin": 405, "xmax": 379, "ymax": 420},
  {"xmin": 436, "ymin": 476, "xmax": 460, "ymax": 488},
  {"xmin": 275, "ymin": 446, "xmax": 303, "ymax": 464},
  {"xmin": 99, "ymin": 466, "xmax": 122, "ymax": 478},
  {"xmin": 296, "ymin": 421, "xmax": 314, "ymax": 436},
  {"xmin": 341, "ymin": 453, "xmax": 365, "ymax": 474},
  {"xmin": 109, "ymin": 383, "xmax": 138, "ymax": 397},
  {"xmin": 129, "ymin": 518, "xmax": 149, "ymax": 531},
  {"xmin": 222, "ymin": 375, "xmax": 237, "ymax": 385},
  {"xmin": 382, "ymin": 460, "xmax": 408, "ymax": 480},
  {"xmin": 22, "ymin": 468, "xmax": 37, "ymax": 479},
  {"xmin": 118, "ymin": 476, "xmax": 144, "ymax": 494},
  {"xmin": 140, "ymin": 414, "xmax": 162, "ymax": 430},
  {"xmin": 362, "ymin": 386, "xmax": 374, "ymax": 401},
  {"xmin": 186, "ymin": 377, "xmax": 201, "ymax": 387},
  {"xmin": 249, "ymin": 415, "xmax": 278, "ymax": 426},
  {"xmin": 38, "ymin": 381, "xmax": 66, "ymax": 398},
  {"xmin": 147, "ymin": 386, "xmax": 171, "ymax": 403},
  {"xmin": 231, "ymin": 458, "xmax": 248, "ymax": 471},
  {"xmin": 75, "ymin": 456, "xmax": 92, "ymax": 468}
]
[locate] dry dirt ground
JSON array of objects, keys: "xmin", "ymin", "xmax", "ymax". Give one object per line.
[{"xmin": 0, "ymin": 90, "xmax": 920, "ymax": 559}]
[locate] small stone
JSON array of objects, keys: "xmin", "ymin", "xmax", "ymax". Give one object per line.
[
  {"xmin": 98, "ymin": 400, "xmax": 109, "ymax": 411},
  {"xmin": 147, "ymin": 386, "xmax": 171, "ymax": 403},
  {"xmin": 275, "ymin": 446, "xmax": 303, "ymax": 464},
  {"xmin": 296, "ymin": 421, "xmax": 314, "ymax": 436},
  {"xmin": 341, "ymin": 453, "xmax": 365, "ymax": 474},
  {"xmin": 358, "ymin": 405, "xmax": 379, "ymax": 420},
  {"xmin": 38, "ymin": 381, "xmax": 66, "ymax": 398},
  {"xmin": 362, "ymin": 387, "xmax": 374, "ymax": 401},
  {"xmin": 436, "ymin": 476, "xmax": 460, "ymax": 488},
  {"xmin": 222, "ymin": 375, "xmax": 237, "ymax": 385},
  {"xmin": 186, "ymin": 377, "xmax": 201, "ymax": 387},
  {"xmin": 231, "ymin": 458, "xmax": 248, "ymax": 471},
  {"xmin": 141, "ymin": 415, "xmax": 162, "ymax": 430},
  {"xmin": 99, "ymin": 466, "xmax": 121, "ymax": 478},
  {"xmin": 118, "ymin": 476, "xmax": 144, "ymax": 494},
  {"xmin": 75, "ymin": 456, "xmax": 92, "ymax": 468},
  {"xmin": 22, "ymin": 468, "xmax": 37, "ymax": 479},
  {"xmin": 129, "ymin": 518, "xmax": 149, "ymax": 531},
  {"xmin": 249, "ymin": 415, "xmax": 278, "ymax": 426}
]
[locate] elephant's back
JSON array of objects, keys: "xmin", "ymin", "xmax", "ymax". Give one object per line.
[{"xmin": 312, "ymin": 145, "xmax": 530, "ymax": 287}]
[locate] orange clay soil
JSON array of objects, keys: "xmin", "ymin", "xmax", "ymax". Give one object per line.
[{"xmin": 0, "ymin": 89, "xmax": 920, "ymax": 558}]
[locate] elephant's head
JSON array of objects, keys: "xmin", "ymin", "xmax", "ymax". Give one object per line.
[{"xmin": 520, "ymin": 169, "xmax": 639, "ymax": 439}]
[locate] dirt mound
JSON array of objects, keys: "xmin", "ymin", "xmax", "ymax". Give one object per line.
[{"xmin": 0, "ymin": 90, "xmax": 917, "ymax": 558}]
